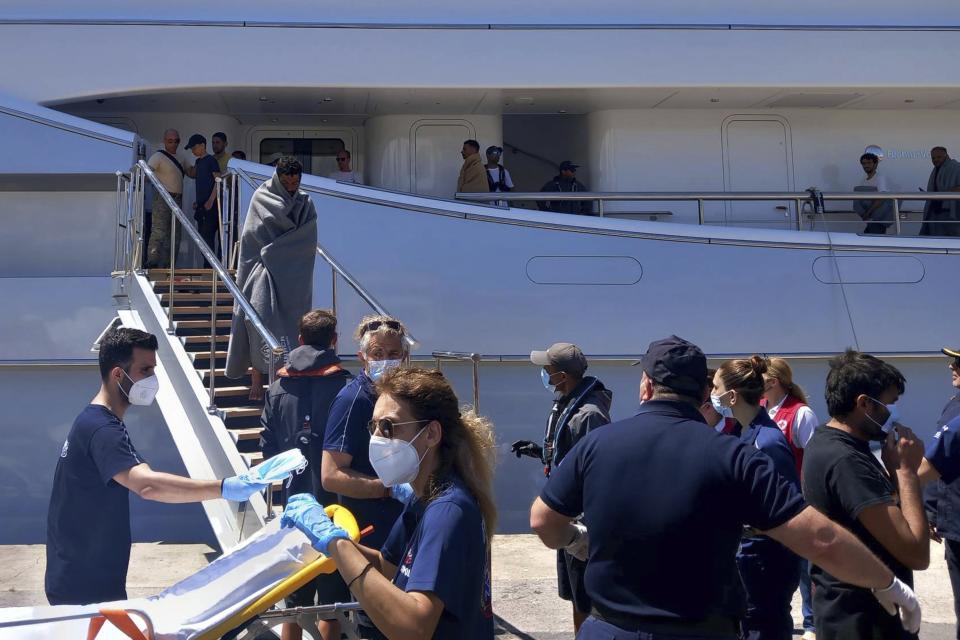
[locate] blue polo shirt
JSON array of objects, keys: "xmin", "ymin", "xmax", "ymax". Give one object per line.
[
  {"xmin": 322, "ymin": 371, "xmax": 402, "ymax": 549},
  {"xmin": 541, "ymin": 400, "xmax": 806, "ymax": 626},
  {"xmin": 926, "ymin": 413, "xmax": 960, "ymax": 483},
  {"xmin": 381, "ymin": 476, "xmax": 493, "ymax": 640},
  {"xmin": 45, "ymin": 404, "xmax": 143, "ymax": 604}
]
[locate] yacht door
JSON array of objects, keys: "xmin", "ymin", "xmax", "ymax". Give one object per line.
[
  {"xmin": 412, "ymin": 120, "xmax": 475, "ymax": 198},
  {"xmin": 722, "ymin": 117, "xmax": 794, "ymax": 229}
]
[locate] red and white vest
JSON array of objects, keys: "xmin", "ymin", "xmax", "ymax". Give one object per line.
[{"xmin": 769, "ymin": 395, "xmax": 806, "ymax": 476}]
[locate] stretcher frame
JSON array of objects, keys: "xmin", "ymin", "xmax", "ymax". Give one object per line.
[{"xmin": 0, "ymin": 505, "xmax": 367, "ymax": 640}]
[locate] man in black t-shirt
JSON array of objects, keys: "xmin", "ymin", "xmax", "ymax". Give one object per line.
[
  {"xmin": 530, "ymin": 336, "xmax": 921, "ymax": 639},
  {"xmin": 45, "ymin": 328, "xmax": 268, "ymax": 605},
  {"xmin": 802, "ymin": 349, "xmax": 928, "ymax": 639},
  {"xmin": 183, "ymin": 133, "xmax": 222, "ymax": 265}
]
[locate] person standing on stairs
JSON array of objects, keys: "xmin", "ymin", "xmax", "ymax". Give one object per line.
[
  {"xmin": 145, "ymin": 129, "xmax": 186, "ymax": 268},
  {"xmin": 225, "ymin": 156, "xmax": 317, "ymax": 402},
  {"xmin": 182, "ymin": 133, "xmax": 222, "ymax": 265},
  {"xmin": 45, "ymin": 328, "xmax": 271, "ymax": 606},
  {"xmin": 260, "ymin": 309, "xmax": 353, "ymax": 640}
]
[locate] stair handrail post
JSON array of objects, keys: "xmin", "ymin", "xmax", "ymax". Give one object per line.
[
  {"xmin": 207, "ymin": 269, "xmax": 218, "ymax": 414},
  {"xmin": 330, "ymin": 268, "xmax": 338, "ymax": 320},
  {"xmin": 167, "ymin": 193, "xmax": 177, "ymax": 335}
]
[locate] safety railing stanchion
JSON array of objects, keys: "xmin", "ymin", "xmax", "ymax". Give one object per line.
[
  {"xmin": 167, "ymin": 197, "xmax": 178, "ymax": 334},
  {"xmin": 207, "ymin": 270, "xmax": 219, "ymax": 413},
  {"xmin": 471, "ymin": 353, "xmax": 480, "ymax": 413},
  {"xmin": 331, "ymin": 269, "xmax": 338, "ymax": 319},
  {"xmin": 697, "ymin": 199, "xmax": 705, "ymax": 225},
  {"xmin": 893, "ymin": 199, "xmax": 902, "ymax": 236},
  {"xmin": 597, "ymin": 199, "xmax": 604, "ymax": 218}
]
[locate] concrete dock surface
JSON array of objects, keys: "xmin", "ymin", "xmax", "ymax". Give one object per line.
[{"xmin": 1, "ymin": 535, "xmax": 956, "ymax": 638}]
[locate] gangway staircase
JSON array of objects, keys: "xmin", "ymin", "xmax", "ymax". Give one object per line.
[{"xmin": 115, "ymin": 159, "xmax": 443, "ymax": 551}]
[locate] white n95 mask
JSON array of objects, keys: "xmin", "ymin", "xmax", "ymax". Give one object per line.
[
  {"xmin": 369, "ymin": 426, "xmax": 429, "ymax": 487},
  {"xmin": 121, "ymin": 370, "xmax": 160, "ymax": 406},
  {"xmin": 368, "ymin": 359, "xmax": 402, "ymax": 381}
]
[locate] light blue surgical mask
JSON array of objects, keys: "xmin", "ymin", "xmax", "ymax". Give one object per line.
[
  {"xmin": 368, "ymin": 359, "xmax": 402, "ymax": 381},
  {"xmin": 541, "ymin": 368, "xmax": 564, "ymax": 392},
  {"xmin": 710, "ymin": 391, "xmax": 734, "ymax": 419}
]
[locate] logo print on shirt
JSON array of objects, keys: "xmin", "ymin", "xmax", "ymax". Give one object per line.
[{"xmin": 60, "ymin": 440, "xmax": 69, "ymax": 458}]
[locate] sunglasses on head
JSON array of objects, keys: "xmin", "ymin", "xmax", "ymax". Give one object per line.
[
  {"xmin": 361, "ymin": 319, "xmax": 402, "ymax": 335},
  {"xmin": 368, "ymin": 418, "xmax": 431, "ymax": 438}
]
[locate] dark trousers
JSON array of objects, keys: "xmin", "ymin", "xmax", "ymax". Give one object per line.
[
  {"xmin": 864, "ymin": 222, "xmax": 888, "ymax": 235},
  {"xmin": 737, "ymin": 548, "xmax": 800, "ymax": 640},
  {"xmin": 196, "ymin": 210, "xmax": 221, "ymax": 268},
  {"xmin": 947, "ymin": 539, "xmax": 960, "ymax": 640},
  {"xmin": 798, "ymin": 558, "xmax": 814, "ymax": 632},
  {"xmin": 578, "ymin": 616, "xmax": 735, "ymax": 640}
]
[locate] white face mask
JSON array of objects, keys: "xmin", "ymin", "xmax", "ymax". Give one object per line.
[
  {"xmin": 865, "ymin": 396, "xmax": 900, "ymax": 441},
  {"xmin": 710, "ymin": 391, "xmax": 734, "ymax": 419},
  {"xmin": 369, "ymin": 426, "xmax": 430, "ymax": 487},
  {"xmin": 367, "ymin": 359, "xmax": 402, "ymax": 381},
  {"xmin": 120, "ymin": 370, "xmax": 159, "ymax": 406}
]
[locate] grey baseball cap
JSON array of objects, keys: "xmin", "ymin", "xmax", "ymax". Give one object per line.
[{"xmin": 530, "ymin": 343, "xmax": 588, "ymax": 376}]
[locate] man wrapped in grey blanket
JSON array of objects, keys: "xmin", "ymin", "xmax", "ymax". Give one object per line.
[{"xmin": 226, "ymin": 157, "xmax": 317, "ymax": 400}]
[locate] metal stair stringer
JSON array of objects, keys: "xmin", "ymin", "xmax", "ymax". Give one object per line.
[{"xmin": 124, "ymin": 271, "xmax": 268, "ymax": 550}]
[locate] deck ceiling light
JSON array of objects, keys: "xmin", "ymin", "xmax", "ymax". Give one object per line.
[
  {"xmin": 904, "ymin": 99, "xmax": 915, "ymax": 103},
  {"xmin": 259, "ymin": 96, "xmax": 269, "ymax": 102},
  {"xmin": 710, "ymin": 98, "xmax": 720, "ymax": 103}
]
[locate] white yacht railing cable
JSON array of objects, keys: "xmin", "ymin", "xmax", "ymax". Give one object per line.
[
  {"xmin": 814, "ymin": 200, "xmax": 861, "ymax": 351},
  {"xmin": 232, "ymin": 166, "xmax": 418, "ymax": 349}
]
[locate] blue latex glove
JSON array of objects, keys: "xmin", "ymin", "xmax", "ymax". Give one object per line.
[
  {"xmin": 281, "ymin": 493, "xmax": 350, "ymax": 554},
  {"xmin": 221, "ymin": 474, "xmax": 270, "ymax": 502},
  {"xmin": 390, "ymin": 482, "xmax": 415, "ymax": 504}
]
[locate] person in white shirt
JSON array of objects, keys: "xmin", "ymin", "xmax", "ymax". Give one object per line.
[
  {"xmin": 762, "ymin": 356, "xmax": 820, "ymax": 640},
  {"xmin": 853, "ymin": 152, "xmax": 893, "ymax": 235},
  {"xmin": 327, "ymin": 150, "xmax": 362, "ymax": 184},
  {"xmin": 484, "ymin": 145, "xmax": 514, "ymax": 195},
  {"xmin": 145, "ymin": 129, "xmax": 187, "ymax": 268}
]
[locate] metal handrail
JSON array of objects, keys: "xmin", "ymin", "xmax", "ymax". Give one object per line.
[
  {"xmin": 317, "ymin": 244, "xmax": 418, "ymax": 349},
  {"xmin": 456, "ymin": 189, "xmax": 960, "ymax": 234},
  {"xmin": 135, "ymin": 160, "xmax": 284, "ymax": 407},
  {"xmin": 432, "ymin": 351, "xmax": 481, "ymax": 411}
]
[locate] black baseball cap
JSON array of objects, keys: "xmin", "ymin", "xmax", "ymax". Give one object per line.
[
  {"xmin": 635, "ymin": 335, "xmax": 707, "ymax": 397},
  {"xmin": 559, "ymin": 160, "xmax": 579, "ymax": 171},
  {"xmin": 184, "ymin": 133, "xmax": 206, "ymax": 150}
]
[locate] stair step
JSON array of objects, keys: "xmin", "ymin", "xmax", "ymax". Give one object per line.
[
  {"xmin": 183, "ymin": 334, "xmax": 229, "ymax": 344},
  {"xmin": 177, "ymin": 319, "xmax": 232, "ymax": 329},
  {"xmin": 230, "ymin": 427, "xmax": 263, "ymax": 442},
  {"xmin": 215, "ymin": 385, "xmax": 266, "ymax": 397},
  {"xmin": 151, "ymin": 280, "xmax": 231, "ymax": 289},
  {"xmin": 191, "ymin": 350, "xmax": 228, "ymax": 360},
  {"xmin": 146, "ymin": 268, "xmax": 235, "ymax": 278},
  {"xmin": 241, "ymin": 451, "xmax": 264, "ymax": 467},
  {"xmin": 160, "ymin": 292, "xmax": 234, "ymax": 303},
  {"xmin": 172, "ymin": 306, "xmax": 234, "ymax": 315},
  {"xmin": 222, "ymin": 406, "xmax": 263, "ymax": 419}
]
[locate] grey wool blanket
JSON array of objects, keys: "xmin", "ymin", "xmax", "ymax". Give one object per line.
[{"xmin": 226, "ymin": 173, "xmax": 317, "ymax": 378}]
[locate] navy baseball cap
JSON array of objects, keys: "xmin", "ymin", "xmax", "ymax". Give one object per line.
[
  {"xmin": 559, "ymin": 160, "xmax": 579, "ymax": 171},
  {"xmin": 184, "ymin": 133, "xmax": 206, "ymax": 150},
  {"xmin": 635, "ymin": 335, "xmax": 707, "ymax": 397}
]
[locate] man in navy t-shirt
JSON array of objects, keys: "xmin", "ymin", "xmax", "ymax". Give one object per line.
[
  {"xmin": 529, "ymin": 336, "xmax": 923, "ymax": 639},
  {"xmin": 183, "ymin": 133, "xmax": 222, "ymax": 264},
  {"xmin": 45, "ymin": 328, "xmax": 268, "ymax": 605}
]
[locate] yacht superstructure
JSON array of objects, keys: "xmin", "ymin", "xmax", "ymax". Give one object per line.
[{"xmin": 3, "ymin": 1, "xmax": 960, "ymax": 544}]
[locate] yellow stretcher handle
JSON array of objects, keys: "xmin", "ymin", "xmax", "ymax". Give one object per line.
[{"xmin": 196, "ymin": 504, "xmax": 360, "ymax": 640}]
